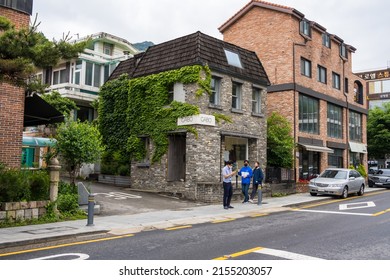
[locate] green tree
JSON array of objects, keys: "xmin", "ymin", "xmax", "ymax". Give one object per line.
[
  {"xmin": 54, "ymin": 121, "xmax": 104, "ymax": 184},
  {"xmin": 367, "ymin": 103, "xmax": 390, "ymax": 159},
  {"xmin": 267, "ymin": 112, "xmax": 294, "ymax": 168},
  {"xmin": 41, "ymin": 91, "xmax": 78, "ymax": 118},
  {"xmin": 0, "ymin": 16, "xmax": 86, "ymax": 90}
]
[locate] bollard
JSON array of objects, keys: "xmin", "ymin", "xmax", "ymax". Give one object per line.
[
  {"xmin": 257, "ymin": 188, "xmax": 262, "ymax": 206},
  {"xmin": 87, "ymin": 194, "xmax": 95, "ymax": 226}
]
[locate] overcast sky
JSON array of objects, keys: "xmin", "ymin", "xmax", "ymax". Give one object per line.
[{"xmin": 33, "ymin": 0, "xmax": 388, "ymax": 72}]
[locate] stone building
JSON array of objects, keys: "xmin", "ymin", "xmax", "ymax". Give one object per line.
[
  {"xmin": 107, "ymin": 31, "xmax": 270, "ymax": 202},
  {"xmin": 220, "ymin": 0, "xmax": 368, "ymax": 181}
]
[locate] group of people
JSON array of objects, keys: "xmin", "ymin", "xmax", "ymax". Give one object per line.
[{"xmin": 222, "ymin": 159, "xmax": 264, "ymax": 209}]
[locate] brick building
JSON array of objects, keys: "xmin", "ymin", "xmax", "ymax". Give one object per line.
[
  {"xmin": 220, "ymin": 0, "xmax": 368, "ymax": 181},
  {"xmin": 106, "ymin": 31, "xmax": 270, "ymax": 202},
  {"xmin": 0, "ymin": 0, "xmax": 33, "ymax": 168}
]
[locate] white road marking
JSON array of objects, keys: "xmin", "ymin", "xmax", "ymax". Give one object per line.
[
  {"xmin": 254, "ymin": 248, "xmax": 323, "ymax": 260},
  {"xmin": 339, "ymin": 201, "xmax": 376, "ymax": 210},
  {"xmin": 93, "ymin": 192, "xmax": 142, "ymax": 199},
  {"xmin": 31, "ymin": 253, "xmax": 90, "ymax": 260},
  {"xmin": 294, "ymin": 209, "xmax": 372, "ymax": 216}
]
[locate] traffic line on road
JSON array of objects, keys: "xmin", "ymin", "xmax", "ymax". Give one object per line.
[
  {"xmin": 372, "ymin": 208, "xmax": 390, "ymax": 217},
  {"xmin": 292, "ymin": 208, "xmax": 373, "ymax": 216},
  {"xmin": 165, "ymin": 225, "xmax": 192, "ymax": 231},
  {"xmin": 213, "ymin": 246, "xmax": 323, "ymax": 260},
  {"xmin": 0, "ymin": 234, "xmax": 134, "ymax": 257}
]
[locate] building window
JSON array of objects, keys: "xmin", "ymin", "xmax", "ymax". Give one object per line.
[
  {"xmin": 340, "ymin": 43, "xmax": 348, "ymax": 59},
  {"xmin": 349, "ymin": 111, "xmax": 362, "ymax": 142},
  {"xmin": 327, "ymin": 103, "xmax": 343, "ymax": 138},
  {"xmin": 103, "ymin": 43, "xmax": 114, "ymax": 56},
  {"xmin": 52, "ymin": 68, "xmax": 67, "ymax": 85},
  {"xmin": 299, "ymin": 94, "xmax": 319, "ymax": 134},
  {"xmin": 210, "ymin": 76, "xmax": 221, "ymax": 105},
  {"xmin": 224, "ymin": 49, "xmax": 243, "ymax": 68},
  {"xmin": 74, "ymin": 106, "xmax": 94, "ymax": 122},
  {"xmin": 332, "ymin": 72, "xmax": 341, "ymax": 90},
  {"xmin": 299, "ymin": 146, "xmax": 319, "ymax": 180},
  {"xmin": 299, "ymin": 20, "xmax": 311, "ymax": 38},
  {"xmin": 322, "ymin": 33, "xmax": 331, "ymax": 48},
  {"xmin": 85, "ymin": 61, "xmax": 102, "ymax": 87},
  {"xmin": 74, "ymin": 60, "xmax": 82, "ymax": 85},
  {"xmin": 328, "ymin": 149, "xmax": 344, "ymax": 168},
  {"xmin": 252, "ymin": 87, "xmax": 262, "ymax": 114},
  {"xmin": 344, "ymin": 77, "xmax": 349, "ymax": 93},
  {"xmin": 317, "ymin": 65, "xmax": 327, "ymax": 84},
  {"xmin": 232, "ymin": 82, "xmax": 242, "ymax": 110},
  {"xmin": 301, "ymin": 57, "xmax": 312, "ymax": 78}
]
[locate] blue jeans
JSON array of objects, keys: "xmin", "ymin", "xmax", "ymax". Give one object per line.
[
  {"xmin": 223, "ymin": 182, "xmax": 233, "ymax": 207},
  {"xmin": 241, "ymin": 183, "xmax": 250, "ymax": 202}
]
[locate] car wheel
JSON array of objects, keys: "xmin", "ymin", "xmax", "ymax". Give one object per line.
[
  {"xmin": 310, "ymin": 192, "xmax": 317, "ymax": 196},
  {"xmin": 341, "ymin": 187, "xmax": 348, "ymax": 199},
  {"xmin": 357, "ymin": 185, "xmax": 365, "ymax": 196}
]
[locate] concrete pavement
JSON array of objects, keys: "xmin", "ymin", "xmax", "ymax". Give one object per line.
[{"xmin": 0, "ymin": 186, "xmax": 384, "ymax": 251}]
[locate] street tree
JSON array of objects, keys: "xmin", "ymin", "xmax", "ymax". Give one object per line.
[
  {"xmin": 367, "ymin": 103, "xmax": 390, "ymax": 159},
  {"xmin": 0, "ymin": 16, "xmax": 86, "ymax": 90},
  {"xmin": 54, "ymin": 121, "xmax": 104, "ymax": 184},
  {"xmin": 267, "ymin": 112, "xmax": 294, "ymax": 168}
]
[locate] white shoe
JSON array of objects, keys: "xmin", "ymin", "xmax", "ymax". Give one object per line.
[{"xmin": 248, "ymin": 199, "xmax": 254, "ymax": 203}]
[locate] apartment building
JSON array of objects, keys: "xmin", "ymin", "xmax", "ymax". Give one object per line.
[
  {"xmin": 220, "ymin": 0, "xmax": 368, "ymax": 181},
  {"xmin": 37, "ymin": 32, "xmax": 139, "ymax": 122}
]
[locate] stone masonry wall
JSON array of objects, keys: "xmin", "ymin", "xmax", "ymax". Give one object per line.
[
  {"xmin": 131, "ymin": 70, "xmax": 268, "ymax": 202},
  {"xmin": 0, "ymin": 201, "xmax": 48, "ymax": 222}
]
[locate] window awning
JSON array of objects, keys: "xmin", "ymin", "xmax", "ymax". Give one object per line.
[
  {"xmin": 22, "ymin": 136, "xmax": 56, "ymax": 147},
  {"xmin": 24, "ymin": 93, "xmax": 64, "ymax": 127},
  {"xmin": 300, "ymin": 143, "xmax": 334, "ymax": 153},
  {"xmin": 349, "ymin": 142, "xmax": 367, "ymax": 154}
]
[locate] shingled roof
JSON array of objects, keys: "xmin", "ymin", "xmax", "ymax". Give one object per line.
[{"xmin": 109, "ymin": 31, "xmax": 270, "ymax": 86}]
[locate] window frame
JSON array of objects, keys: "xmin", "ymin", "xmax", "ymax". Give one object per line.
[
  {"xmin": 232, "ymin": 82, "xmax": 242, "ymax": 110},
  {"xmin": 299, "ymin": 94, "xmax": 319, "ymax": 134},
  {"xmin": 209, "ymin": 76, "xmax": 221, "ymax": 106},
  {"xmin": 340, "ymin": 43, "xmax": 348, "ymax": 59},
  {"xmin": 317, "ymin": 65, "xmax": 327, "ymax": 84},
  {"xmin": 301, "ymin": 57, "xmax": 312, "ymax": 78},
  {"xmin": 224, "ymin": 49, "xmax": 243, "ymax": 68},
  {"xmin": 349, "ymin": 111, "xmax": 362, "ymax": 142},
  {"xmin": 300, "ymin": 20, "xmax": 311, "ymax": 38},
  {"xmin": 322, "ymin": 33, "xmax": 331, "ymax": 48},
  {"xmin": 332, "ymin": 72, "xmax": 341, "ymax": 90},
  {"xmin": 252, "ymin": 87, "xmax": 262, "ymax": 114},
  {"xmin": 327, "ymin": 103, "xmax": 343, "ymax": 139}
]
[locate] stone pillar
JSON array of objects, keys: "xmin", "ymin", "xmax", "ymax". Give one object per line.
[{"xmin": 48, "ymin": 158, "xmax": 61, "ymax": 211}]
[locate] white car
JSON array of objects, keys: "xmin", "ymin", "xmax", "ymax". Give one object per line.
[{"xmin": 309, "ymin": 168, "xmax": 365, "ymax": 199}]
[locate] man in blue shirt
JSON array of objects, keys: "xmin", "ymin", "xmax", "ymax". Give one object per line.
[
  {"xmin": 238, "ymin": 159, "xmax": 253, "ymax": 203},
  {"xmin": 222, "ymin": 160, "xmax": 237, "ymax": 209}
]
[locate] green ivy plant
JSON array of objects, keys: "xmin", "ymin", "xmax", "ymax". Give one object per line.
[{"xmin": 99, "ymin": 65, "xmax": 213, "ymax": 163}]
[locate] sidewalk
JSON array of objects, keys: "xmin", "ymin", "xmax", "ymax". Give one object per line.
[{"xmin": 0, "ymin": 188, "xmax": 383, "ymax": 250}]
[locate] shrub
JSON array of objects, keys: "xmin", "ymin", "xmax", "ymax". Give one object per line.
[
  {"xmin": 0, "ymin": 169, "xmax": 30, "ymax": 202},
  {"xmin": 29, "ymin": 170, "xmax": 50, "ymax": 201},
  {"xmin": 57, "ymin": 193, "xmax": 79, "ymax": 213}
]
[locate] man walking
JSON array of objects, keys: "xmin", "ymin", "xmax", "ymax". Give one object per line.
[
  {"xmin": 222, "ymin": 160, "xmax": 237, "ymax": 209},
  {"xmin": 238, "ymin": 160, "xmax": 253, "ymax": 203}
]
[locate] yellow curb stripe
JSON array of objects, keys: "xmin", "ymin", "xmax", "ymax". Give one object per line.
[
  {"xmin": 211, "ymin": 218, "xmax": 236, "ymax": 224},
  {"xmin": 213, "ymin": 247, "xmax": 263, "ymax": 260},
  {"xmin": 165, "ymin": 225, "xmax": 192, "ymax": 231},
  {"xmin": 250, "ymin": 213, "xmax": 269, "ymax": 218},
  {"xmin": 0, "ymin": 234, "xmax": 134, "ymax": 257}
]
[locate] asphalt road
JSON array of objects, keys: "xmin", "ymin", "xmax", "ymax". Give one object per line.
[{"xmin": 2, "ymin": 190, "xmax": 390, "ymax": 260}]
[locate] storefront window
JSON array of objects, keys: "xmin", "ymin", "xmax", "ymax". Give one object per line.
[{"xmin": 223, "ymin": 137, "xmax": 248, "ymax": 170}]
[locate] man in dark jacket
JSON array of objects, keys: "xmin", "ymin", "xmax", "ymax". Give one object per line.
[{"xmin": 249, "ymin": 161, "xmax": 264, "ymax": 203}]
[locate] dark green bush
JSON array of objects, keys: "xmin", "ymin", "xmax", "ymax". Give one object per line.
[
  {"xmin": 58, "ymin": 180, "xmax": 77, "ymax": 195},
  {"xmin": 0, "ymin": 165, "xmax": 50, "ymax": 202},
  {"xmin": 57, "ymin": 193, "xmax": 79, "ymax": 213}
]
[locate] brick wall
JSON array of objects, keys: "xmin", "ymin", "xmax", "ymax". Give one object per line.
[
  {"xmin": 0, "ymin": 6, "xmax": 30, "ymax": 168},
  {"xmin": 222, "ymin": 3, "xmax": 368, "ymax": 178}
]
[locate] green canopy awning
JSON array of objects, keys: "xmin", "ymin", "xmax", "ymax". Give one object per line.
[{"xmin": 22, "ymin": 136, "xmax": 56, "ymax": 147}]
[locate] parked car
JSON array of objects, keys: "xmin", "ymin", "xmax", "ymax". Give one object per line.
[
  {"xmin": 309, "ymin": 168, "xmax": 365, "ymax": 199},
  {"xmin": 368, "ymin": 169, "xmax": 390, "ymax": 188}
]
